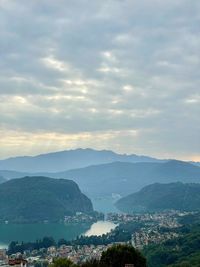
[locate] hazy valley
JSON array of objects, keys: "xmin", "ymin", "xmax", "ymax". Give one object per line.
[{"xmin": 1, "ymin": 149, "xmax": 200, "ymax": 266}]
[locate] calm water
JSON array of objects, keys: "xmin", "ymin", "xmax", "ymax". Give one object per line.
[
  {"xmin": 84, "ymin": 221, "xmax": 117, "ymax": 236},
  {"xmin": 0, "ymin": 223, "xmax": 90, "ymax": 246},
  {"xmin": 0, "ymin": 243, "xmax": 7, "ymax": 249},
  {"xmin": 92, "ymin": 197, "xmax": 120, "ymax": 213},
  {"xmin": 0, "ymin": 221, "xmax": 116, "ymax": 247}
]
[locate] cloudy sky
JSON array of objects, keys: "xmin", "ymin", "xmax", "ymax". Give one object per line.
[{"xmin": 0, "ymin": 0, "xmax": 199, "ymax": 160}]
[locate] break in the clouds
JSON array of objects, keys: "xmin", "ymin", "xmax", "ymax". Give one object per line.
[{"xmin": 0, "ymin": 0, "xmax": 199, "ymax": 160}]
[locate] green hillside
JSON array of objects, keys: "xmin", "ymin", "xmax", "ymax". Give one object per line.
[
  {"xmin": 0, "ymin": 176, "xmax": 93, "ymax": 222},
  {"xmin": 144, "ymin": 223, "xmax": 200, "ymax": 267},
  {"xmin": 116, "ymin": 182, "xmax": 200, "ymax": 213}
]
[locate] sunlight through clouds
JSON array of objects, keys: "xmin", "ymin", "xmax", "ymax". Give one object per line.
[{"xmin": 0, "ymin": 0, "xmax": 199, "ymax": 160}]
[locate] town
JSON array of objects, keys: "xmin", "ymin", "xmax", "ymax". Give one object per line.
[{"xmin": 0, "ymin": 210, "xmax": 196, "ymax": 266}]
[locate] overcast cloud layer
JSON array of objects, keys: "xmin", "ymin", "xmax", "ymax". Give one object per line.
[{"xmin": 0, "ymin": 0, "xmax": 199, "ymax": 160}]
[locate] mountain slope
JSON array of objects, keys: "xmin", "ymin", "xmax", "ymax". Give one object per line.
[
  {"xmin": 54, "ymin": 160, "xmax": 200, "ymax": 197},
  {"xmin": 0, "ymin": 176, "xmax": 93, "ymax": 222},
  {"xmin": 0, "ymin": 176, "xmax": 6, "ymax": 184},
  {"xmin": 144, "ymin": 223, "xmax": 200, "ymax": 267},
  {"xmin": 116, "ymin": 182, "xmax": 200, "ymax": 213},
  {"xmin": 1, "ymin": 160, "xmax": 200, "ymax": 198},
  {"xmin": 0, "ymin": 148, "xmax": 161, "ymax": 172}
]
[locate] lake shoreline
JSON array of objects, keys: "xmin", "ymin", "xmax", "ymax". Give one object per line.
[{"xmin": 0, "ymin": 220, "xmax": 117, "ymax": 247}]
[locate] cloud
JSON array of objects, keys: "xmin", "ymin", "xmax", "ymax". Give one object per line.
[{"xmin": 0, "ymin": 0, "xmax": 199, "ymax": 160}]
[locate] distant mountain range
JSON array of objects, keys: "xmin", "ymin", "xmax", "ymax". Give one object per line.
[
  {"xmin": 0, "ymin": 176, "xmax": 93, "ymax": 223},
  {"xmin": 116, "ymin": 182, "xmax": 200, "ymax": 213},
  {"xmin": 0, "ymin": 148, "xmax": 163, "ymax": 172},
  {"xmin": 56, "ymin": 160, "xmax": 200, "ymax": 197},
  {"xmin": 0, "ymin": 170, "xmax": 29, "ymax": 180},
  {"xmin": 1, "ymin": 160, "xmax": 200, "ymax": 198}
]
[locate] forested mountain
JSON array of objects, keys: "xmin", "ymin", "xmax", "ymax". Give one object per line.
[
  {"xmin": 0, "ymin": 176, "xmax": 93, "ymax": 222},
  {"xmin": 116, "ymin": 182, "xmax": 200, "ymax": 213}
]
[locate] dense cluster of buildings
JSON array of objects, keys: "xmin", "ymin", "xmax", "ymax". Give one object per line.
[
  {"xmin": 107, "ymin": 210, "xmax": 194, "ymax": 249},
  {"xmin": 0, "ymin": 244, "xmax": 117, "ymax": 266},
  {"xmin": 107, "ymin": 210, "xmax": 191, "ymax": 226},
  {"xmin": 46, "ymin": 244, "xmax": 113, "ymax": 264},
  {"xmin": 131, "ymin": 229, "xmax": 179, "ymax": 249},
  {"xmin": 64, "ymin": 212, "xmax": 104, "ymax": 223},
  {"xmin": 107, "ymin": 211, "xmax": 197, "ymax": 229}
]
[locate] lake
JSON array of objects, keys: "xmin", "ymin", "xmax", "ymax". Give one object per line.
[
  {"xmin": 91, "ymin": 197, "xmax": 120, "ymax": 213},
  {"xmin": 0, "ymin": 221, "xmax": 116, "ymax": 247},
  {"xmin": 84, "ymin": 221, "xmax": 117, "ymax": 236}
]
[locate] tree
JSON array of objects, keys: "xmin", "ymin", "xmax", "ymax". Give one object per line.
[
  {"xmin": 50, "ymin": 258, "xmax": 76, "ymax": 267},
  {"xmin": 81, "ymin": 259, "xmax": 100, "ymax": 267},
  {"xmin": 100, "ymin": 244, "xmax": 147, "ymax": 267},
  {"xmin": 42, "ymin": 237, "xmax": 56, "ymax": 248}
]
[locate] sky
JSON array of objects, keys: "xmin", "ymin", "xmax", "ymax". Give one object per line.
[{"xmin": 0, "ymin": 0, "xmax": 199, "ymax": 161}]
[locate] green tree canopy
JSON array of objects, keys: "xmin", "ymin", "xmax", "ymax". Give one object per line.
[
  {"xmin": 100, "ymin": 244, "xmax": 147, "ymax": 267},
  {"xmin": 50, "ymin": 258, "xmax": 76, "ymax": 267}
]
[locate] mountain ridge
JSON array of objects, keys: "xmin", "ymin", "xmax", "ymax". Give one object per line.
[
  {"xmin": 0, "ymin": 148, "xmax": 164, "ymax": 172},
  {"xmin": 2, "ymin": 160, "xmax": 200, "ymax": 198},
  {"xmin": 116, "ymin": 182, "xmax": 200, "ymax": 213},
  {"xmin": 55, "ymin": 160, "xmax": 200, "ymax": 196}
]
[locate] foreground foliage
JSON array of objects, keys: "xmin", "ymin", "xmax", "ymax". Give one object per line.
[
  {"xmin": 50, "ymin": 258, "xmax": 76, "ymax": 267},
  {"xmin": 100, "ymin": 244, "xmax": 147, "ymax": 267}
]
